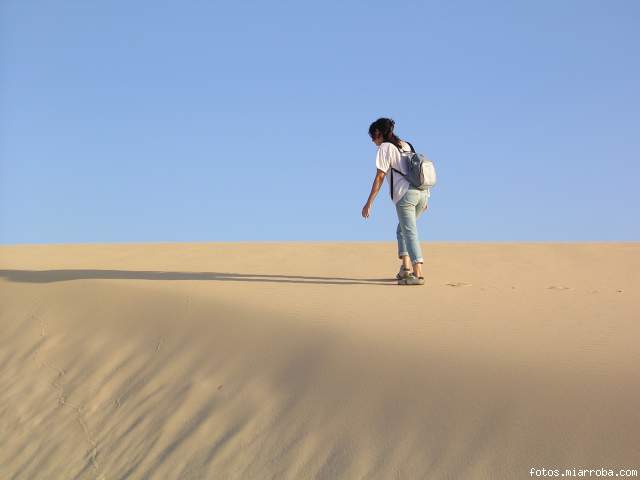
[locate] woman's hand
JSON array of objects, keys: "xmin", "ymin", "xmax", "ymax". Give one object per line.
[
  {"xmin": 362, "ymin": 202, "xmax": 372, "ymax": 218},
  {"xmin": 362, "ymin": 169, "xmax": 386, "ymax": 219}
]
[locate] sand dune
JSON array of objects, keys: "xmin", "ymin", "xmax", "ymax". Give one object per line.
[{"xmin": 1, "ymin": 242, "xmax": 639, "ymax": 479}]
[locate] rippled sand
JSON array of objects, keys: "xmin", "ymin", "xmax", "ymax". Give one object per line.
[{"xmin": 1, "ymin": 242, "xmax": 638, "ymax": 479}]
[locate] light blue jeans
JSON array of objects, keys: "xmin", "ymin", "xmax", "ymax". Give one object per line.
[{"xmin": 396, "ymin": 188, "xmax": 429, "ymax": 264}]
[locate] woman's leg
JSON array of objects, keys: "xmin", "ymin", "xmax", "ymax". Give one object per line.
[
  {"xmin": 396, "ymin": 190, "xmax": 424, "ymax": 277},
  {"xmin": 396, "ymin": 224, "xmax": 412, "ymax": 274},
  {"xmin": 396, "ymin": 223, "xmax": 410, "ymax": 267},
  {"xmin": 412, "ymin": 192, "xmax": 428, "ymax": 277}
]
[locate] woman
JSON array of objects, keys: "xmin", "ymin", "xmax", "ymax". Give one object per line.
[{"xmin": 361, "ymin": 118, "xmax": 429, "ymax": 286}]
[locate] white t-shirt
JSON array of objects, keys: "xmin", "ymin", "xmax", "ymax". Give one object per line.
[{"xmin": 375, "ymin": 140, "xmax": 425, "ymax": 204}]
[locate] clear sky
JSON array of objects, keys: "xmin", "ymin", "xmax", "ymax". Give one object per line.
[{"xmin": 1, "ymin": 0, "xmax": 638, "ymax": 244}]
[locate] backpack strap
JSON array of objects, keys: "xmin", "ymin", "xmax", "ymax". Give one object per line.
[
  {"xmin": 390, "ymin": 167, "xmax": 394, "ymax": 200},
  {"xmin": 389, "ymin": 141, "xmax": 414, "ymax": 200}
]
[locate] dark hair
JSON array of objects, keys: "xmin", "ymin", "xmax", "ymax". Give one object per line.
[{"xmin": 368, "ymin": 117, "xmax": 402, "ymax": 148}]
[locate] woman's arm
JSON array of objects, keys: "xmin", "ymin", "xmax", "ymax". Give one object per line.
[{"xmin": 362, "ymin": 169, "xmax": 387, "ymax": 218}]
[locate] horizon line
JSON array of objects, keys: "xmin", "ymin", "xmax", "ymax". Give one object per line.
[{"xmin": 2, "ymin": 240, "xmax": 639, "ymax": 247}]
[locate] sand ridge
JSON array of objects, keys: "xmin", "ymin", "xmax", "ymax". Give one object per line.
[{"xmin": 0, "ymin": 242, "xmax": 639, "ymax": 479}]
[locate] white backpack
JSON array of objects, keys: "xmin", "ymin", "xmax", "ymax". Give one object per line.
[{"xmin": 390, "ymin": 142, "xmax": 437, "ymax": 200}]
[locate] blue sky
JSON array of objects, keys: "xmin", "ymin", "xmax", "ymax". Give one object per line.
[{"xmin": 1, "ymin": 0, "xmax": 639, "ymax": 244}]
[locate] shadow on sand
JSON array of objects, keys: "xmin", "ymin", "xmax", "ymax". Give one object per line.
[{"xmin": 0, "ymin": 269, "xmax": 397, "ymax": 286}]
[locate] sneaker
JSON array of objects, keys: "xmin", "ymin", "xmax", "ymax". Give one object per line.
[
  {"xmin": 396, "ymin": 267, "xmax": 412, "ymax": 280},
  {"xmin": 398, "ymin": 274, "xmax": 425, "ymax": 286}
]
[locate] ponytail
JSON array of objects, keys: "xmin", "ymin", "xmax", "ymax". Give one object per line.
[{"xmin": 368, "ymin": 117, "xmax": 402, "ymax": 148}]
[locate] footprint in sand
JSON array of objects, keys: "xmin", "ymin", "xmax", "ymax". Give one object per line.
[{"xmin": 445, "ymin": 282, "xmax": 472, "ymax": 287}]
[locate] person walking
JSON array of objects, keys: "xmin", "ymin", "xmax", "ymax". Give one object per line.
[{"xmin": 361, "ymin": 118, "xmax": 430, "ymax": 285}]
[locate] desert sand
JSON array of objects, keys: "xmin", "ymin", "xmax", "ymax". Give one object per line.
[{"xmin": 0, "ymin": 242, "xmax": 639, "ymax": 479}]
